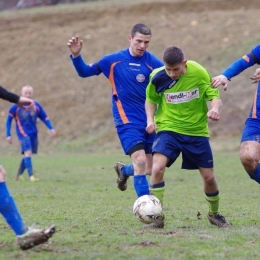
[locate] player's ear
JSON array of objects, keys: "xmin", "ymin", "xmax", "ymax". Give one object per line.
[{"xmin": 128, "ymin": 35, "xmax": 132, "ymax": 42}]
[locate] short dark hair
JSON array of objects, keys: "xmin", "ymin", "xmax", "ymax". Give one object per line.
[
  {"xmin": 163, "ymin": 46, "xmax": 184, "ymax": 66},
  {"xmin": 131, "ymin": 24, "xmax": 152, "ymax": 37}
]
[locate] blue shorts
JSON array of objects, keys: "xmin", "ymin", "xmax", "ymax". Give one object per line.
[
  {"xmin": 19, "ymin": 135, "xmax": 38, "ymax": 154},
  {"xmin": 152, "ymin": 131, "xmax": 213, "ymax": 169},
  {"xmin": 241, "ymin": 118, "xmax": 260, "ymax": 143},
  {"xmin": 116, "ymin": 124, "xmax": 156, "ymax": 155}
]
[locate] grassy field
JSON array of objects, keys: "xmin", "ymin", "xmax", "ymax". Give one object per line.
[
  {"xmin": 1, "ymin": 0, "xmax": 260, "ymax": 259},
  {"xmin": 1, "ymin": 148, "xmax": 260, "ymax": 260}
]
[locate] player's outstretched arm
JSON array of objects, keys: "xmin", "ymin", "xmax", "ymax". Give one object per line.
[
  {"xmin": 211, "ymin": 75, "xmax": 228, "ymax": 91},
  {"xmin": 67, "ymin": 36, "xmax": 83, "ymax": 58}
]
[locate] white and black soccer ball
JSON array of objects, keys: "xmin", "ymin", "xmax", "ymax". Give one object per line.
[{"xmin": 133, "ymin": 195, "xmax": 163, "ymax": 224}]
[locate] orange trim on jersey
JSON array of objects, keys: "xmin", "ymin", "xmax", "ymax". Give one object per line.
[
  {"xmin": 108, "ymin": 61, "xmax": 121, "ymax": 95},
  {"xmin": 252, "ymin": 90, "xmax": 257, "ymax": 118},
  {"xmin": 15, "ymin": 108, "xmax": 27, "ymax": 137},
  {"xmin": 145, "ymin": 63, "xmax": 154, "ymax": 71},
  {"xmin": 108, "ymin": 61, "xmax": 129, "ymax": 124},
  {"xmin": 242, "ymin": 55, "xmax": 250, "ymax": 63},
  {"xmin": 115, "ymin": 100, "xmax": 129, "ymax": 124}
]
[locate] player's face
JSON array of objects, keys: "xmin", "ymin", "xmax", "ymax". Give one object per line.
[
  {"xmin": 21, "ymin": 88, "xmax": 33, "ymax": 98},
  {"xmin": 128, "ymin": 32, "xmax": 151, "ymax": 57},
  {"xmin": 165, "ymin": 60, "xmax": 187, "ymax": 80}
]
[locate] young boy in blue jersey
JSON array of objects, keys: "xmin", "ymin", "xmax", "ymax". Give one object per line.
[
  {"xmin": 0, "ymin": 84, "xmax": 55, "ymax": 250},
  {"xmin": 67, "ymin": 24, "xmax": 163, "ymax": 198},
  {"xmin": 6, "ymin": 85, "xmax": 56, "ymax": 182},
  {"xmin": 212, "ymin": 44, "xmax": 260, "ymax": 185}
]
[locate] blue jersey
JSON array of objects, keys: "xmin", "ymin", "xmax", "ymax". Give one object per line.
[
  {"xmin": 6, "ymin": 100, "xmax": 54, "ymax": 139},
  {"xmin": 222, "ymin": 44, "xmax": 260, "ymax": 119},
  {"xmin": 71, "ymin": 48, "xmax": 163, "ymax": 127}
]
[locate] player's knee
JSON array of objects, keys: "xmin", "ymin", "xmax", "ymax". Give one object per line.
[
  {"xmin": 132, "ymin": 156, "xmax": 147, "ymax": 174},
  {"xmin": 203, "ymin": 174, "xmax": 216, "ymax": 186},
  {"xmin": 0, "ymin": 165, "xmax": 6, "ymax": 182},
  {"xmin": 152, "ymin": 164, "xmax": 165, "ymax": 179},
  {"xmin": 239, "ymin": 152, "xmax": 257, "ymax": 172}
]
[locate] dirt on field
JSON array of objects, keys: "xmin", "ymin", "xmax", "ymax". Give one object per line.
[{"xmin": 0, "ymin": 0, "xmax": 260, "ymax": 152}]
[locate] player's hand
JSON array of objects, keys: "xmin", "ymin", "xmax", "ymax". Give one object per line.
[
  {"xmin": 211, "ymin": 75, "xmax": 228, "ymax": 91},
  {"xmin": 250, "ymin": 68, "xmax": 260, "ymax": 83},
  {"xmin": 67, "ymin": 36, "xmax": 83, "ymax": 58},
  {"xmin": 6, "ymin": 136, "xmax": 12, "ymax": 144},
  {"xmin": 146, "ymin": 122, "xmax": 157, "ymax": 134},
  {"xmin": 48, "ymin": 129, "xmax": 56, "ymax": 136},
  {"xmin": 207, "ymin": 108, "xmax": 220, "ymax": 121},
  {"xmin": 17, "ymin": 97, "xmax": 35, "ymax": 110}
]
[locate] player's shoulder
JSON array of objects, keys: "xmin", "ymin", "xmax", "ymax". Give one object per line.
[
  {"xmin": 102, "ymin": 49, "xmax": 128, "ymax": 60},
  {"xmin": 251, "ymin": 44, "xmax": 260, "ymax": 58},
  {"xmin": 187, "ymin": 60, "xmax": 208, "ymax": 73},
  {"xmin": 9, "ymin": 103, "xmax": 18, "ymax": 110},
  {"xmin": 151, "ymin": 66, "xmax": 165, "ymax": 77},
  {"xmin": 34, "ymin": 100, "xmax": 43, "ymax": 107},
  {"xmin": 144, "ymin": 51, "xmax": 162, "ymax": 62},
  {"xmin": 187, "ymin": 60, "xmax": 204, "ymax": 68},
  {"xmin": 187, "ymin": 60, "xmax": 211, "ymax": 79},
  {"xmin": 150, "ymin": 66, "xmax": 169, "ymax": 84}
]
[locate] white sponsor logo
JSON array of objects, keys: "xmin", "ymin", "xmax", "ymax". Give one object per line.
[
  {"xmin": 136, "ymin": 74, "xmax": 145, "ymax": 82},
  {"xmin": 165, "ymin": 88, "xmax": 199, "ymax": 104},
  {"xmin": 129, "ymin": 63, "xmax": 141, "ymax": 66}
]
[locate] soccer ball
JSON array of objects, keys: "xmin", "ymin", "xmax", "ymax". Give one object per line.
[{"xmin": 133, "ymin": 195, "xmax": 163, "ymax": 224}]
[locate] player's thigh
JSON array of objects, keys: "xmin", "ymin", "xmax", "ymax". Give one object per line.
[
  {"xmin": 152, "ymin": 131, "xmax": 181, "ymax": 168},
  {"xmin": 116, "ymin": 124, "xmax": 151, "ymax": 155},
  {"xmin": 182, "ymin": 136, "xmax": 213, "ymax": 170},
  {"xmin": 240, "ymin": 119, "xmax": 260, "ymax": 161},
  {"xmin": 20, "ymin": 136, "xmax": 32, "ymax": 154},
  {"xmin": 30, "ymin": 135, "xmax": 38, "ymax": 154}
]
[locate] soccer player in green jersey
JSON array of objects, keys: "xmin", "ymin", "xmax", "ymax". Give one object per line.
[{"xmin": 145, "ymin": 46, "xmax": 231, "ymax": 228}]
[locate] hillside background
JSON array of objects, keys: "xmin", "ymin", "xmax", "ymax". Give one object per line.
[{"xmin": 0, "ymin": 0, "xmax": 260, "ymax": 154}]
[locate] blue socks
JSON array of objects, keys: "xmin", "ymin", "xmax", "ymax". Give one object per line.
[
  {"xmin": 133, "ymin": 175, "xmax": 150, "ymax": 197},
  {"xmin": 17, "ymin": 158, "xmax": 26, "ymax": 175},
  {"xmin": 24, "ymin": 157, "xmax": 33, "ymax": 177},
  {"xmin": 120, "ymin": 164, "xmax": 149, "ymax": 197},
  {"xmin": 247, "ymin": 164, "xmax": 260, "ymax": 184},
  {"xmin": 121, "ymin": 163, "xmax": 134, "ymax": 176},
  {"xmin": 0, "ymin": 182, "xmax": 27, "ymax": 235}
]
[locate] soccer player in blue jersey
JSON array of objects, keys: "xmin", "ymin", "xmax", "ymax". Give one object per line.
[
  {"xmin": 67, "ymin": 24, "xmax": 163, "ymax": 197},
  {"xmin": 145, "ymin": 46, "xmax": 231, "ymax": 228},
  {"xmin": 6, "ymin": 85, "xmax": 56, "ymax": 182},
  {"xmin": 212, "ymin": 44, "xmax": 260, "ymax": 185},
  {"xmin": 0, "ymin": 84, "xmax": 55, "ymax": 250}
]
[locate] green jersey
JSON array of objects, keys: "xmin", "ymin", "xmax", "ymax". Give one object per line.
[{"xmin": 146, "ymin": 61, "xmax": 220, "ymax": 137}]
